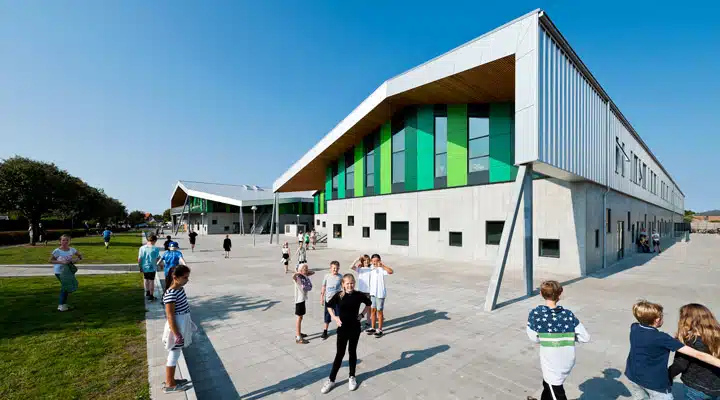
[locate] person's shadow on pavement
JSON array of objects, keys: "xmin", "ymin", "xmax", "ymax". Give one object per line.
[{"xmin": 578, "ymin": 368, "xmax": 631, "ymax": 399}]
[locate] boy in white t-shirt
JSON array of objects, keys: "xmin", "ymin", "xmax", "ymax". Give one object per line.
[{"xmin": 366, "ymin": 254, "xmax": 393, "ymax": 338}]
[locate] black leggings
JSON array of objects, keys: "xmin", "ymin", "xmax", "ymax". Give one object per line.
[
  {"xmin": 329, "ymin": 325, "xmax": 361, "ymax": 381},
  {"xmin": 541, "ymin": 381, "xmax": 567, "ymax": 400}
]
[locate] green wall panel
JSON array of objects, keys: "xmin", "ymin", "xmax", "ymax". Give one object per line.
[
  {"xmin": 404, "ymin": 110, "xmax": 418, "ymax": 191},
  {"xmin": 325, "ymin": 167, "xmax": 333, "ymax": 201},
  {"xmin": 490, "ymin": 103, "xmax": 517, "ymax": 183},
  {"xmin": 354, "ymin": 142, "xmax": 364, "ymax": 197},
  {"xmin": 379, "ymin": 122, "xmax": 392, "ymax": 194},
  {"xmin": 313, "ymin": 194, "xmax": 319, "ymax": 214},
  {"xmin": 447, "ymin": 104, "xmax": 468, "ymax": 187},
  {"xmin": 416, "ymin": 105, "xmax": 434, "ymax": 190},
  {"xmin": 319, "ymin": 191, "xmax": 325, "ymax": 214},
  {"xmin": 337, "ymin": 159, "xmax": 346, "ymax": 199}
]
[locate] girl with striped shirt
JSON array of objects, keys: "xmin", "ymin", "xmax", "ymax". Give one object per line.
[{"xmin": 162, "ymin": 265, "xmax": 192, "ymax": 393}]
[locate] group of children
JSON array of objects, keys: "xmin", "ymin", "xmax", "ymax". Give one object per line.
[
  {"xmin": 138, "ymin": 234, "xmax": 187, "ymax": 301},
  {"xmin": 526, "ymin": 280, "xmax": 720, "ymax": 400}
]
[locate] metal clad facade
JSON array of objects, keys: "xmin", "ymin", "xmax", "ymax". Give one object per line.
[
  {"xmin": 538, "ymin": 25, "xmax": 683, "ymax": 214},
  {"xmin": 539, "ymin": 26, "xmax": 608, "ymax": 186}
]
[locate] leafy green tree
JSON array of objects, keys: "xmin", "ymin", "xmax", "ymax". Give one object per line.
[
  {"xmin": 162, "ymin": 208, "xmax": 171, "ymax": 222},
  {"xmin": 684, "ymin": 210, "xmax": 696, "ymax": 223},
  {"xmin": 127, "ymin": 210, "xmax": 147, "ymax": 227},
  {"xmin": 0, "ymin": 157, "xmax": 76, "ymax": 244}
]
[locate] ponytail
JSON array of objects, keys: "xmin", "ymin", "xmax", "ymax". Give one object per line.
[{"xmin": 166, "ymin": 265, "xmax": 190, "ymax": 291}]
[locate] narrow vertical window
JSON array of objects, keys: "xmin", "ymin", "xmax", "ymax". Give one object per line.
[
  {"xmin": 468, "ymin": 104, "xmax": 490, "ymax": 184},
  {"xmin": 391, "ymin": 114, "xmax": 406, "ymax": 192},
  {"xmin": 434, "ymin": 105, "xmax": 448, "ymax": 188},
  {"xmin": 365, "ymin": 133, "xmax": 376, "ymax": 195}
]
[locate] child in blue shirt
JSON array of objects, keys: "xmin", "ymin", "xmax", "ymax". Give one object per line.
[
  {"xmin": 159, "ymin": 242, "xmax": 186, "ymax": 283},
  {"xmin": 138, "ymin": 234, "xmax": 161, "ymax": 301},
  {"xmin": 625, "ymin": 300, "xmax": 720, "ymax": 399},
  {"xmin": 102, "ymin": 227, "xmax": 113, "ymax": 250}
]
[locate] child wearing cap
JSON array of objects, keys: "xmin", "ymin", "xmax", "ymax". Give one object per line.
[{"xmin": 158, "ymin": 242, "xmax": 186, "ymax": 284}]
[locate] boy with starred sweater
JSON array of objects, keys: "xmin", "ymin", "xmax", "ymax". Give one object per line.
[{"xmin": 526, "ymin": 280, "xmax": 590, "ymax": 400}]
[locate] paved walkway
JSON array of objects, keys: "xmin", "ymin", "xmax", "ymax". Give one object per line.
[{"xmin": 157, "ymin": 233, "xmax": 718, "ymax": 399}]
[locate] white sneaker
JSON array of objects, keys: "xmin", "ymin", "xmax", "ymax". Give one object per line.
[
  {"xmin": 348, "ymin": 376, "xmax": 358, "ymax": 391},
  {"xmin": 320, "ymin": 379, "xmax": 334, "ymax": 394},
  {"xmin": 58, "ymin": 304, "xmax": 68, "ymax": 312}
]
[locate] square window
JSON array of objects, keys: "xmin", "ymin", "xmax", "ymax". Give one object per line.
[
  {"xmin": 390, "ymin": 222, "xmax": 409, "ymax": 246},
  {"xmin": 317, "ymin": 219, "xmax": 320, "ymax": 225},
  {"xmin": 468, "ymin": 137, "xmax": 489, "ymax": 159},
  {"xmin": 449, "ymin": 232, "xmax": 462, "ymax": 247},
  {"xmin": 469, "ymin": 156, "xmax": 490, "ymax": 173},
  {"xmin": 362, "ymin": 227, "xmax": 370, "ymax": 238},
  {"xmin": 485, "ymin": 221, "xmax": 504, "ymax": 245},
  {"xmin": 428, "ymin": 217, "xmax": 440, "ymax": 232},
  {"xmin": 348, "ymin": 215, "xmax": 354, "ymax": 226},
  {"xmin": 322, "ymin": 221, "xmax": 326, "ymax": 228},
  {"xmin": 224, "ymin": 226, "xmax": 230, "ymax": 232},
  {"xmin": 375, "ymin": 213, "xmax": 386, "ymax": 230},
  {"xmin": 212, "ymin": 219, "xmax": 218, "ymax": 225},
  {"xmin": 539, "ymin": 239, "xmax": 560, "ymax": 258},
  {"xmin": 435, "ymin": 154, "xmax": 447, "ymax": 178},
  {"xmin": 333, "ymin": 224, "xmax": 342, "ymax": 239}
]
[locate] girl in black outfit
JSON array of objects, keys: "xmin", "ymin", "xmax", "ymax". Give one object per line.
[
  {"xmin": 320, "ymin": 273, "xmax": 371, "ymax": 394},
  {"xmin": 223, "ymin": 235, "xmax": 232, "ymax": 258}
]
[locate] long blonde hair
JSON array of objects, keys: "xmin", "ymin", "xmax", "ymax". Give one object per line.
[{"xmin": 676, "ymin": 303, "xmax": 720, "ymax": 357}]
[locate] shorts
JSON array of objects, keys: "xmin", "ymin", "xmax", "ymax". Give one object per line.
[
  {"xmin": 295, "ymin": 301, "xmax": 306, "ymax": 316},
  {"xmin": 224, "ymin": 247, "xmax": 231, "ymax": 251},
  {"xmin": 324, "ymin": 304, "xmax": 340, "ymax": 324},
  {"xmin": 104, "ymin": 238, "xmax": 111, "ymax": 243},
  {"xmin": 371, "ymin": 296, "xmax": 385, "ymax": 311},
  {"xmin": 143, "ymin": 272, "xmax": 156, "ymax": 280}
]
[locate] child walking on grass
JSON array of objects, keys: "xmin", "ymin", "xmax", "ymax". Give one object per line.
[
  {"xmin": 526, "ymin": 280, "xmax": 590, "ymax": 400},
  {"xmin": 669, "ymin": 303, "xmax": 720, "ymax": 400},
  {"xmin": 625, "ymin": 300, "xmax": 720, "ymax": 399},
  {"xmin": 293, "ymin": 263, "xmax": 315, "ymax": 344}
]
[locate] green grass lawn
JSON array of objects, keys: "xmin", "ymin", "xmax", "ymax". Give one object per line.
[
  {"xmin": 0, "ymin": 274, "xmax": 149, "ymax": 400},
  {"xmin": 0, "ymin": 233, "xmax": 141, "ymax": 265}
]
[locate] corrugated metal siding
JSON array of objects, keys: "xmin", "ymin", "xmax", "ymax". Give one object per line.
[{"xmin": 539, "ymin": 27, "xmax": 608, "ymax": 186}]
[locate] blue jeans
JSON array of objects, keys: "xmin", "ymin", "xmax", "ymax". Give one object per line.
[
  {"xmin": 686, "ymin": 386, "xmax": 719, "ymax": 400},
  {"xmin": 324, "ymin": 304, "xmax": 340, "ymax": 324},
  {"xmin": 55, "ymin": 274, "xmax": 69, "ymax": 305}
]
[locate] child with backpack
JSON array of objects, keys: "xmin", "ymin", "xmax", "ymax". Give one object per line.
[{"xmin": 292, "ymin": 263, "xmax": 315, "ymax": 344}]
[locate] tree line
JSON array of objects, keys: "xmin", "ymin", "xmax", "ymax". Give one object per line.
[{"xmin": 0, "ymin": 156, "xmax": 129, "ymax": 244}]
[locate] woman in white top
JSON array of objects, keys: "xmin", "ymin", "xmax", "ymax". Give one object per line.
[{"xmin": 48, "ymin": 235, "xmax": 84, "ymax": 312}]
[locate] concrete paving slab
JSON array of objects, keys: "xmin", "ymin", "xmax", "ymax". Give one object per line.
[{"xmin": 150, "ymin": 233, "xmax": 720, "ymax": 399}]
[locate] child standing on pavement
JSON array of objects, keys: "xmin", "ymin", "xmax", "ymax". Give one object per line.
[
  {"xmin": 366, "ymin": 254, "xmax": 393, "ymax": 338},
  {"xmin": 321, "ymin": 261, "xmax": 343, "ymax": 340},
  {"xmin": 669, "ymin": 303, "xmax": 720, "ymax": 399},
  {"xmin": 526, "ymin": 280, "xmax": 590, "ymax": 400},
  {"xmin": 351, "ymin": 255, "xmax": 371, "ymax": 328},
  {"xmin": 625, "ymin": 300, "xmax": 720, "ymax": 399},
  {"xmin": 293, "ymin": 263, "xmax": 315, "ymax": 344},
  {"xmin": 138, "ymin": 234, "xmax": 161, "ymax": 301},
  {"xmin": 223, "ymin": 235, "xmax": 232, "ymax": 259},
  {"xmin": 281, "ymin": 242, "xmax": 290, "ymax": 273}
]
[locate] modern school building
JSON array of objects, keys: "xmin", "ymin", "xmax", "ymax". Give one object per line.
[{"xmin": 272, "ymin": 10, "xmax": 684, "ymax": 280}]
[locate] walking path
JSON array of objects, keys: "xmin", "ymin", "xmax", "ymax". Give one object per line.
[{"xmin": 155, "ymin": 233, "xmax": 719, "ymax": 399}]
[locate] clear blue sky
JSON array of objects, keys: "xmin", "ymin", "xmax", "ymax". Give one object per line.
[{"xmin": 1, "ymin": 1, "xmax": 718, "ymax": 214}]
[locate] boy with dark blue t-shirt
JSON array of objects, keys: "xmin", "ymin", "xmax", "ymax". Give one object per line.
[{"xmin": 625, "ymin": 300, "xmax": 720, "ymax": 399}]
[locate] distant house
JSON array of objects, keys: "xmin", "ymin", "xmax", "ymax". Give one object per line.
[{"xmin": 0, "ymin": 215, "xmax": 8, "ymax": 221}]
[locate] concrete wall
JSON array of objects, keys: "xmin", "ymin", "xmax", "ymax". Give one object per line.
[{"xmin": 325, "ymin": 178, "xmax": 682, "ymax": 277}]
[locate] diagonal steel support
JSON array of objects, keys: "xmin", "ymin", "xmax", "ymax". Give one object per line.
[
  {"xmin": 269, "ymin": 194, "xmax": 277, "ymax": 244},
  {"xmin": 174, "ymin": 194, "xmax": 189, "ymax": 236},
  {"xmin": 484, "ymin": 165, "xmax": 530, "ymax": 312}
]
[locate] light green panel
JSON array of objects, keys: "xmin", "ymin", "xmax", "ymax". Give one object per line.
[
  {"xmin": 490, "ymin": 103, "xmax": 516, "ymax": 183},
  {"xmin": 319, "ymin": 191, "xmax": 325, "ymax": 214},
  {"xmin": 405, "ymin": 110, "xmax": 418, "ymax": 192},
  {"xmin": 447, "ymin": 104, "xmax": 468, "ymax": 187},
  {"xmin": 354, "ymin": 142, "xmax": 364, "ymax": 196},
  {"xmin": 337, "ymin": 159, "xmax": 346, "ymax": 199},
  {"xmin": 325, "ymin": 167, "xmax": 332, "ymax": 201},
  {"xmin": 380, "ymin": 122, "xmax": 392, "ymax": 194},
  {"xmin": 416, "ymin": 105, "xmax": 434, "ymax": 190}
]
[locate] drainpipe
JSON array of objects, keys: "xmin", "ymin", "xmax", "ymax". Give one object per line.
[{"xmin": 602, "ymin": 101, "xmax": 610, "ymax": 270}]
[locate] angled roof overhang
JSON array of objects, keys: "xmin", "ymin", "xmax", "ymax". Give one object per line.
[{"xmin": 273, "ymin": 10, "xmax": 541, "ymax": 193}]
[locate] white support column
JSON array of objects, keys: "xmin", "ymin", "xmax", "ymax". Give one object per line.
[
  {"xmin": 269, "ymin": 195, "xmax": 277, "ymax": 244},
  {"xmin": 484, "ymin": 165, "xmax": 529, "ymax": 312},
  {"xmin": 274, "ymin": 193, "xmax": 280, "ymax": 244},
  {"xmin": 239, "ymin": 205, "xmax": 244, "ymax": 235},
  {"xmin": 522, "ymin": 165, "xmax": 534, "ymax": 297}
]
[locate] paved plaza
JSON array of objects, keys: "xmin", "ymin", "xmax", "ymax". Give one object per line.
[{"xmin": 148, "ymin": 232, "xmax": 719, "ymax": 399}]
